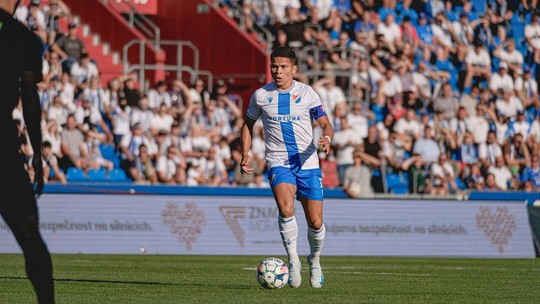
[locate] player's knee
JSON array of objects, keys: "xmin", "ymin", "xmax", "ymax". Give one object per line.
[
  {"xmin": 279, "ymin": 206, "xmax": 295, "ymax": 218},
  {"xmin": 11, "ymin": 213, "xmax": 40, "ymax": 240},
  {"xmin": 307, "ymin": 218, "xmax": 323, "ymax": 230}
]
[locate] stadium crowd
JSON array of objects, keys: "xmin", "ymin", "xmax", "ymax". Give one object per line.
[{"xmin": 12, "ymin": 0, "xmax": 540, "ymax": 196}]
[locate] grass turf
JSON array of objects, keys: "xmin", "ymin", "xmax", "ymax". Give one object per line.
[{"xmin": 0, "ymin": 254, "xmax": 539, "ymax": 303}]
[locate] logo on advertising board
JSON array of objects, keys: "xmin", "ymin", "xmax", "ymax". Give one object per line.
[
  {"xmin": 162, "ymin": 202, "xmax": 206, "ymax": 251},
  {"xmin": 476, "ymin": 206, "xmax": 517, "ymax": 253},
  {"xmin": 220, "ymin": 206, "xmax": 246, "ymax": 248},
  {"xmin": 220, "ymin": 205, "xmax": 281, "ymax": 248}
]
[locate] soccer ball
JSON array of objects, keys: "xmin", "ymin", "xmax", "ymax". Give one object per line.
[{"xmin": 257, "ymin": 257, "xmax": 289, "ymax": 289}]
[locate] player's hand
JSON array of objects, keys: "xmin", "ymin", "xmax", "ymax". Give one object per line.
[
  {"xmin": 318, "ymin": 136, "xmax": 331, "ymax": 155},
  {"xmin": 32, "ymin": 156, "xmax": 44, "ymax": 197},
  {"xmin": 240, "ymin": 154, "xmax": 253, "ymax": 175}
]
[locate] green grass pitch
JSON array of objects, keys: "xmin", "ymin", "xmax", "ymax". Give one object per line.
[{"xmin": 1, "ymin": 254, "xmax": 539, "ymax": 303}]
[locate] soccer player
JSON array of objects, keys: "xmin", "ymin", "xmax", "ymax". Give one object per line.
[
  {"xmin": 240, "ymin": 47, "xmax": 333, "ymax": 288},
  {"xmin": 0, "ymin": 0, "xmax": 55, "ymax": 303}
]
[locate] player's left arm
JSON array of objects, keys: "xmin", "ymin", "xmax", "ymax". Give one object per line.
[
  {"xmin": 315, "ymin": 114, "xmax": 333, "ymax": 155},
  {"xmin": 21, "ymin": 35, "xmax": 45, "ymax": 196},
  {"xmin": 308, "ymin": 103, "xmax": 333, "ymax": 154}
]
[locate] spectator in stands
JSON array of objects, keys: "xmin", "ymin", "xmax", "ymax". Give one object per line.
[
  {"xmin": 147, "ymin": 80, "xmax": 172, "ymax": 110},
  {"xmin": 130, "ymin": 95, "xmax": 154, "ymax": 135},
  {"xmin": 463, "ymin": 39, "xmax": 492, "ymax": 90},
  {"xmin": 74, "ymin": 96, "xmax": 113, "ymax": 143},
  {"xmin": 487, "ymin": 156, "xmax": 513, "ymax": 190},
  {"xmin": 503, "ymin": 133, "xmax": 531, "ymax": 175},
  {"xmin": 25, "ymin": 0, "xmax": 45, "ymax": 33},
  {"xmin": 452, "ymin": 12, "xmax": 475, "ymax": 62},
  {"xmin": 46, "ymin": 95, "xmax": 69, "ymax": 127},
  {"xmin": 515, "ymin": 66, "xmax": 538, "ymax": 112},
  {"xmin": 43, "ymin": 0, "xmax": 70, "ymax": 45},
  {"xmin": 149, "ymin": 102, "xmax": 175, "ymax": 136},
  {"xmin": 333, "ymin": 117, "xmax": 362, "ymax": 185},
  {"xmin": 362, "ymin": 125, "xmax": 384, "ymax": 192},
  {"xmin": 460, "ymin": 84, "xmax": 480, "ymax": 117},
  {"xmin": 478, "ymin": 130, "xmax": 503, "ymax": 170},
  {"xmin": 43, "ymin": 50, "xmax": 62, "ymax": 83},
  {"xmin": 80, "ymin": 131, "xmax": 114, "ymax": 173},
  {"xmin": 111, "ymin": 97, "xmax": 132, "ymax": 150},
  {"xmin": 200, "ymin": 145, "xmax": 228, "ymax": 186},
  {"xmin": 430, "ymin": 152, "xmax": 458, "ymax": 195},
  {"xmin": 457, "ymin": 131, "xmax": 479, "ymax": 166},
  {"xmin": 525, "ymin": 11, "xmax": 540, "ymax": 64},
  {"xmin": 489, "ymin": 62, "xmax": 514, "ymax": 95},
  {"xmin": 313, "ymin": 75, "xmax": 347, "ymax": 124},
  {"xmin": 413, "ymin": 125, "xmax": 441, "ymax": 165},
  {"xmin": 168, "ymin": 79, "xmax": 192, "ymax": 119},
  {"xmin": 495, "ymin": 88, "xmax": 523, "ymax": 119},
  {"xmin": 347, "ymin": 101, "xmax": 371, "ymax": 138},
  {"xmin": 156, "ymin": 145, "xmax": 187, "ymax": 185},
  {"xmin": 60, "ymin": 114, "xmax": 86, "ymax": 171},
  {"xmin": 377, "ymin": 12, "xmax": 402, "ymax": 53},
  {"xmin": 281, "ymin": 5, "xmax": 307, "ymax": 50},
  {"xmin": 512, "ymin": 110, "xmax": 532, "ymax": 139},
  {"xmin": 132, "ymin": 143, "xmax": 158, "ymax": 184},
  {"xmin": 42, "ymin": 140, "xmax": 67, "ymax": 184},
  {"xmin": 70, "ymin": 52, "xmax": 99, "ymax": 92},
  {"xmin": 123, "ymin": 77, "xmax": 140, "ymax": 108},
  {"xmin": 342, "ymin": 150, "xmax": 373, "ymax": 198},
  {"xmin": 464, "ymin": 163, "xmax": 486, "ymax": 190},
  {"xmin": 521, "ymin": 154, "xmax": 540, "ymax": 190},
  {"xmin": 494, "ymin": 38, "xmax": 524, "ymax": 78},
  {"xmin": 468, "ymin": 103, "xmax": 491, "ymax": 144},
  {"xmin": 42, "ymin": 119, "xmax": 63, "ymax": 159},
  {"xmin": 118, "ymin": 122, "xmax": 155, "ymax": 180},
  {"xmin": 52, "ymin": 21, "xmax": 86, "ymax": 73},
  {"xmin": 394, "ymin": 109, "xmax": 421, "ymax": 141},
  {"xmin": 188, "ymin": 77, "xmax": 211, "ymax": 106}
]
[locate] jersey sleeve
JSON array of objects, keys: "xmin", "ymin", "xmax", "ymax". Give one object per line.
[
  {"xmin": 246, "ymin": 90, "xmax": 261, "ymax": 120},
  {"xmin": 307, "ymin": 86, "xmax": 327, "ymax": 120}
]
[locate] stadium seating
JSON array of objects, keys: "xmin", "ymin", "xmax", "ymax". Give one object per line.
[
  {"xmin": 109, "ymin": 168, "xmax": 131, "ymax": 183},
  {"xmin": 87, "ymin": 168, "xmax": 109, "ymax": 182},
  {"xmin": 66, "ymin": 167, "xmax": 88, "ymax": 182}
]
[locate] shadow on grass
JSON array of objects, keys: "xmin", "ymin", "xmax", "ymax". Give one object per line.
[{"xmin": 1, "ymin": 276, "xmax": 178, "ymax": 286}]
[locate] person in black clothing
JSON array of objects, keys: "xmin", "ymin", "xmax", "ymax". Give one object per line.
[{"xmin": 0, "ymin": 1, "xmax": 54, "ymax": 303}]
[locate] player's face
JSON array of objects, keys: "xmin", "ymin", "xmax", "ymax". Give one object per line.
[{"xmin": 270, "ymin": 57, "xmax": 297, "ymax": 91}]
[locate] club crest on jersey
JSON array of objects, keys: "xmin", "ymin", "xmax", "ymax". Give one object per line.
[
  {"xmin": 292, "ymin": 94, "xmax": 301, "ymax": 103},
  {"xmin": 268, "ymin": 97, "xmax": 273, "ymax": 103}
]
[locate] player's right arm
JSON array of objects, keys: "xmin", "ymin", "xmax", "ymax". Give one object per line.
[{"xmin": 240, "ymin": 117, "xmax": 257, "ymax": 175}]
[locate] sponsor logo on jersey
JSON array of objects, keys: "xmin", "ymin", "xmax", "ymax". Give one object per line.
[
  {"xmin": 268, "ymin": 97, "xmax": 273, "ymax": 103},
  {"xmin": 268, "ymin": 115, "xmax": 302, "ymax": 122}
]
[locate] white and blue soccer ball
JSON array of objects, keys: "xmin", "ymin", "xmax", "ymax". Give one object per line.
[{"xmin": 257, "ymin": 257, "xmax": 289, "ymax": 289}]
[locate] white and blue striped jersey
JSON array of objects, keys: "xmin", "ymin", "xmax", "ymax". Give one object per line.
[{"xmin": 246, "ymin": 81, "xmax": 328, "ymax": 172}]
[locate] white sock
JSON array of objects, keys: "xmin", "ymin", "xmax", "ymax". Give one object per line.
[
  {"xmin": 278, "ymin": 215, "xmax": 299, "ymax": 263},
  {"xmin": 308, "ymin": 224, "xmax": 325, "ymax": 265}
]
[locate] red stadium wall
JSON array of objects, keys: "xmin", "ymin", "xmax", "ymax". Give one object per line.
[{"xmin": 151, "ymin": 0, "xmax": 269, "ymax": 108}]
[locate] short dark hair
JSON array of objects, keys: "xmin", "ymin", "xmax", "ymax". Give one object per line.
[{"xmin": 270, "ymin": 47, "xmax": 297, "ymax": 65}]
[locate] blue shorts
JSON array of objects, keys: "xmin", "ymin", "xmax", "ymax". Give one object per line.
[{"xmin": 267, "ymin": 166, "xmax": 324, "ymax": 201}]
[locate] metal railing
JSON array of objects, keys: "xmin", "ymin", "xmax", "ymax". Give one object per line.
[
  {"xmin": 103, "ymin": 0, "xmax": 161, "ymax": 49},
  {"xmin": 123, "ymin": 39, "xmax": 213, "ymax": 91}
]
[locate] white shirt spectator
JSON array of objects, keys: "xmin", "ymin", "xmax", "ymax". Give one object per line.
[
  {"xmin": 487, "ymin": 165, "xmax": 512, "ymax": 190},
  {"xmin": 499, "ymin": 48, "xmax": 524, "ymax": 68},
  {"xmin": 131, "ymin": 107, "xmax": 154, "ymax": 134},
  {"xmin": 394, "ymin": 117, "xmax": 421, "ymax": 137},
  {"xmin": 465, "ymin": 47, "xmax": 491, "ymax": 69},
  {"xmin": 495, "ymin": 95, "xmax": 523, "ymax": 118},
  {"xmin": 515, "ymin": 76, "xmax": 538, "ymax": 99},
  {"xmin": 468, "ymin": 114, "xmax": 490, "ymax": 144},
  {"xmin": 478, "ymin": 142, "xmax": 503, "ymax": 166},
  {"xmin": 489, "ymin": 71, "xmax": 514, "ymax": 93},
  {"xmin": 512, "ymin": 119, "xmax": 531, "ymax": 139},
  {"xmin": 70, "ymin": 61, "xmax": 99, "ymax": 86},
  {"xmin": 270, "ymin": 0, "xmax": 300, "ymax": 24},
  {"xmin": 333, "ymin": 127, "xmax": 362, "ymax": 166},
  {"xmin": 525, "ymin": 22, "xmax": 540, "ymax": 50},
  {"xmin": 147, "ymin": 88, "xmax": 172, "ymax": 109},
  {"xmin": 380, "ymin": 74, "xmax": 403, "ymax": 98},
  {"xmin": 377, "ymin": 21, "xmax": 401, "ymax": 45}
]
